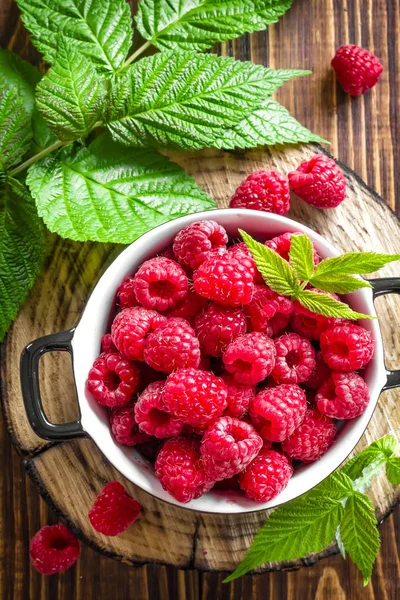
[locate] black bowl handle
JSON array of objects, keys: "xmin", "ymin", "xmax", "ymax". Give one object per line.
[
  {"xmin": 20, "ymin": 329, "xmax": 86, "ymax": 441},
  {"xmin": 369, "ymin": 278, "xmax": 400, "ymax": 391}
]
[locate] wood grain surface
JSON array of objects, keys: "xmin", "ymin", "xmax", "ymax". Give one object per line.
[{"xmin": 1, "ymin": 0, "xmax": 399, "ymax": 599}]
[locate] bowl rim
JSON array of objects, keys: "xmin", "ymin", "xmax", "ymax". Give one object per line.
[{"xmin": 71, "ymin": 209, "xmax": 387, "ymax": 514}]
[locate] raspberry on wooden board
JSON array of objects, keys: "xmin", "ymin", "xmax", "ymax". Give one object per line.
[
  {"xmin": 229, "ymin": 170, "xmax": 290, "ymax": 215},
  {"xmin": 288, "ymin": 155, "xmax": 347, "ymax": 209},
  {"xmin": 88, "ymin": 482, "xmax": 141, "ymax": 536},
  {"xmin": 331, "ymin": 44, "xmax": 383, "ymax": 96},
  {"xmin": 30, "ymin": 525, "xmax": 80, "ymax": 575}
]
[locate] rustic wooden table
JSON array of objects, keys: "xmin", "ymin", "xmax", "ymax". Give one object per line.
[{"xmin": 1, "ymin": 0, "xmax": 399, "ymax": 598}]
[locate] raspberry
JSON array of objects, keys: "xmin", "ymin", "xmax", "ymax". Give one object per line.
[
  {"xmin": 213, "ymin": 475, "xmax": 240, "ymax": 491},
  {"xmin": 228, "ymin": 242, "xmax": 263, "ymax": 283},
  {"xmin": 316, "ymin": 372, "xmax": 370, "ymax": 419},
  {"xmin": 117, "ymin": 277, "xmax": 138, "ymax": 308},
  {"xmin": 87, "ymin": 352, "xmax": 139, "ymax": 407},
  {"xmin": 331, "ymin": 44, "xmax": 383, "ymax": 96},
  {"xmin": 282, "ymin": 408, "xmax": 336, "ymax": 463},
  {"xmin": 89, "ymin": 481, "xmax": 141, "ymax": 535},
  {"xmin": 165, "ymin": 289, "xmax": 207, "ymax": 321},
  {"xmin": 144, "ymin": 317, "xmax": 200, "ymax": 372},
  {"xmin": 221, "ymin": 373, "xmax": 255, "ymax": 418},
  {"xmin": 229, "ymin": 170, "xmax": 290, "ymax": 216},
  {"xmin": 303, "ymin": 350, "xmax": 331, "ymax": 389},
  {"xmin": 288, "ymin": 155, "xmax": 347, "ymax": 209},
  {"xmin": 265, "ymin": 232, "xmax": 320, "ymax": 265},
  {"xmin": 155, "ymin": 437, "xmax": 213, "ymax": 503},
  {"xmin": 133, "ymin": 257, "xmax": 188, "ymax": 312},
  {"xmin": 193, "ymin": 254, "xmax": 254, "ymax": 307},
  {"xmin": 244, "ymin": 285, "xmax": 294, "ymax": 335},
  {"xmin": 111, "ymin": 306, "xmax": 167, "ymax": 361},
  {"xmin": 30, "ymin": 525, "xmax": 80, "ymax": 575},
  {"xmin": 222, "ymin": 332, "xmax": 276, "ymax": 385},
  {"xmin": 101, "ymin": 333, "xmax": 117, "ymax": 354},
  {"xmin": 134, "ymin": 381, "xmax": 184, "ymax": 438},
  {"xmin": 271, "ymin": 333, "xmax": 316, "ymax": 385},
  {"xmin": 239, "ymin": 448, "xmax": 293, "ymax": 502},
  {"xmin": 249, "ymin": 384, "xmax": 307, "ymax": 442},
  {"xmin": 163, "ymin": 368, "xmax": 227, "ymax": 428},
  {"xmin": 291, "ymin": 293, "xmax": 346, "ymax": 340},
  {"xmin": 173, "ymin": 220, "xmax": 228, "ymax": 270},
  {"xmin": 320, "ymin": 323, "xmax": 374, "ymax": 372},
  {"xmin": 194, "ymin": 303, "xmax": 247, "ymax": 357},
  {"xmin": 201, "ymin": 416, "xmax": 263, "ymax": 480},
  {"xmin": 110, "ymin": 404, "xmax": 152, "ymax": 446}
]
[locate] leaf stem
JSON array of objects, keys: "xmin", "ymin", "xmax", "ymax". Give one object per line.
[
  {"xmin": 123, "ymin": 41, "xmax": 151, "ymax": 68},
  {"xmin": 10, "ymin": 140, "xmax": 69, "ymax": 176}
]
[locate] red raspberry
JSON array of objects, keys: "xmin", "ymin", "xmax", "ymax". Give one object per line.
[
  {"xmin": 193, "ymin": 254, "xmax": 254, "ymax": 307},
  {"xmin": 101, "ymin": 333, "xmax": 117, "ymax": 354},
  {"xmin": 144, "ymin": 317, "xmax": 200, "ymax": 373},
  {"xmin": 303, "ymin": 350, "xmax": 331, "ymax": 389},
  {"xmin": 249, "ymin": 384, "xmax": 307, "ymax": 442},
  {"xmin": 288, "ymin": 155, "xmax": 347, "ymax": 209},
  {"xmin": 111, "ymin": 307, "xmax": 167, "ymax": 361},
  {"xmin": 194, "ymin": 303, "xmax": 247, "ymax": 357},
  {"xmin": 228, "ymin": 242, "xmax": 263, "ymax": 283},
  {"xmin": 163, "ymin": 368, "xmax": 227, "ymax": 428},
  {"xmin": 30, "ymin": 525, "xmax": 80, "ymax": 575},
  {"xmin": 110, "ymin": 404, "xmax": 152, "ymax": 446},
  {"xmin": 213, "ymin": 475, "xmax": 240, "ymax": 491},
  {"xmin": 117, "ymin": 276, "xmax": 138, "ymax": 308},
  {"xmin": 133, "ymin": 257, "xmax": 188, "ymax": 312},
  {"xmin": 244, "ymin": 285, "xmax": 294, "ymax": 335},
  {"xmin": 229, "ymin": 170, "xmax": 290, "ymax": 216},
  {"xmin": 239, "ymin": 448, "xmax": 293, "ymax": 502},
  {"xmin": 134, "ymin": 381, "xmax": 184, "ymax": 438},
  {"xmin": 320, "ymin": 323, "xmax": 374, "ymax": 372},
  {"xmin": 265, "ymin": 232, "xmax": 320, "ymax": 265},
  {"xmin": 155, "ymin": 437, "xmax": 213, "ymax": 503},
  {"xmin": 316, "ymin": 372, "xmax": 370, "ymax": 419},
  {"xmin": 271, "ymin": 333, "xmax": 316, "ymax": 385},
  {"xmin": 173, "ymin": 220, "xmax": 228, "ymax": 270},
  {"xmin": 222, "ymin": 332, "xmax": 276, "ymax": 385},
  {"xmin": 291, "ymin": 293, "xmax": 346, "ymax": 340},
  {"xmin": 89, "ymin": 481, "xmax": 141, "ymax": 535},
  {"xmin": 331, "ymin": 44, "xmax": 383, "ymax": 96},
  {"xmin": 87, "ymin": 352, "xmax": 139, "ymax": 407},
  {"xmin": 221, "ymin": 373, "xmax": 255, "ymax": 418},
  {"xmin": 201, "ymin": 416, "xmax": 263, "ymax": 480},
  {"xmin": 282, "ymin": 408, "xmax": 336, "ymax": 463},
  {"xmin": 165, "ymin": 288, "xmax": 207, "ymax": 321}
]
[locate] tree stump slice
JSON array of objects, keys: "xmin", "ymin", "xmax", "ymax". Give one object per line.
[{"xmin": 2, "ymin": 143, "xmax": 400, "ymax": 572}]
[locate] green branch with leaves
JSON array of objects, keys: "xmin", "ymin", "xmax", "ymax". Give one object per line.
[{"xmin": 0, "ymin": 0, "xmax": 328, "ymax": 341}]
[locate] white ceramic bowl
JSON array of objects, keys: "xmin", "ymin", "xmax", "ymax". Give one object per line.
[{"xmin": 21, "ymin": 209, "xmax": 398, "ymax": 514}]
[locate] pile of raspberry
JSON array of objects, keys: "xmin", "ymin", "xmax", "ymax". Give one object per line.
[{"xmin": 87, "ymin": 219, "xmax": 374, "ymax": 505}]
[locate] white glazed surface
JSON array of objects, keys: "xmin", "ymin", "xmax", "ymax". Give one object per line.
[{"xmin": 72, "ymin": 209, "xmax": 386, "ymax": 513}]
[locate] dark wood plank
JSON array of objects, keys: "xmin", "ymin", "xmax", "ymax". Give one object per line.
[{"xmin": 1, "ymin": 0, "xmax": 399, "ymax": 598}]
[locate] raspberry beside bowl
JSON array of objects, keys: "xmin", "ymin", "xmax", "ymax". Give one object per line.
[{"xmin": 20, "ymin": 209, "xmax": 400, "ymax": 513}]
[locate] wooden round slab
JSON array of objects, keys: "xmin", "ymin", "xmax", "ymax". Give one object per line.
[{"xmin": 2, "ymin": 143, "xmax": 400, "ymax": 573}]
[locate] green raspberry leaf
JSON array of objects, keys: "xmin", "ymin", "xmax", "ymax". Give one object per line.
[
  {"xmin": 224, "ymin": 497, "xmax": 343, "ymax": 581},
  {"xmin": 296, "ymin": 289, "xmax": 375, "ymax": 320},
  {"xmin": 16, "ymin": 0, "xmax": 133, "ymax": 75},
  {"xmin": 105, "ymin": 51, "xmax": 309, "ymax": 149},
  {"xmin": 288, "ymin": 234, "xmax": 315, "ymax": 281},
  {"xmin": 26, "ymin": 133, "xmax": 215, "ymax": 244},
  {"xmin": 386, "ymin": 457, "xmax": 400, "ymax": 484},
  {"xmin": 240, "ymin": 230, "xmax": 300, "ymax": 297},
  {"xmin": 0, "ymin": 178, "xmax": 45, "ymax": 341},
  {"xmin": 36, "ymin": 40, "xmax": 106, "ymax": 142},
  {"xmin": 339, "ymin": 492, "xmax": 380, "ymax": 585},
  {"xmin": 314, "ymin": 252, "xmax": 400, "ymax": 278},
  {"xmin": 308, "ymin": 274, "xmax": 373, "ymax": 294},
  {"xmin": 216, "ymin": 99, "xmax": 327, "ymax": 149},
  {"xmin": 135, "ymin": 0, "xmax": 294, "ymax": 52},
  {"xmin": 0, "ymin": 84, "xmax": 32, "ymax": 169},
  {"xmin": 342, "ymin": 435, "xmax": 397, "ymax": 482},
  {"xmin": 306, "ymin": 471, "xmax": 354, "ymax": 501}
]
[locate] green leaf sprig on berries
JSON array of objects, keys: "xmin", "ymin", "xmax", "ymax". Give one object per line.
[
  {"xmin": 225, "ymin": 434, "xmax": 400, "ymax": 585},
  {"xmin": 240, "ymin": 230, "xmax": 400, "ymax": 319},
  {"xmin": 0, "ymin": 0, "xmax": 327, "ymax": 341}
]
